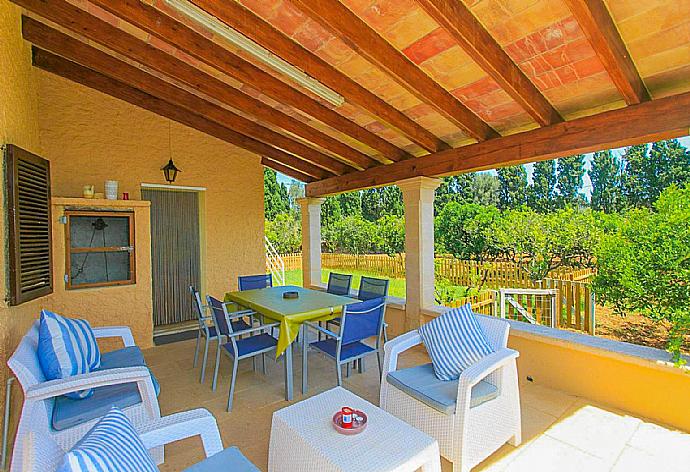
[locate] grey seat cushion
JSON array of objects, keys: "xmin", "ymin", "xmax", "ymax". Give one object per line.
[
  {"xmin": 52, "ymin": 346, "xmax": 160, "ymax": 431},
  {"xmin": 183, "ymin": 446, "xmax": 260, "ymax": 472},
  {"xmin": 386, "ymin": 363, "xmax": 498, "ymax": 415}
]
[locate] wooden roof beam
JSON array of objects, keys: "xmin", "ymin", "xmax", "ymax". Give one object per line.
[
  {"xmin": 31, "ymin": 49, "xmax": 323, "ymax": 181},
  {"xmin": 307, "ymin": 92, "xmax": 690, "ymax": 195},
  {"xmin": 563, "ymin": 0, "xmax": 650, "ymax": 105},
  {"xmin": 261, "ymin": 157, "xmax": 315, "ymax": 183},
  {"xmin": 290, "ymin": 0, "xmax": 499, "ymax": 142},
  {"xmin": 11, "ymin": 0, "xmax": 375, "ymax": 172},
  {"xmin": 188, "ymin": 0, "xmax": 448, "ymax": 154},
  {"xmin": 27, "ymin": 29, "xmax": 332, "ymax": 180},
  {"xmin": 84, "ymin": 0, "xmax": 411, "ymax": 163},
  {"xmin": 415, "ymin": 0, "xmax": 562, "ymax": 126}
]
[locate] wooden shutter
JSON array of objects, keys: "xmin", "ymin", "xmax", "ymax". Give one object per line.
[{"xmin": 5, "ymin": 144, "xmax": 53, "ymax": 305}]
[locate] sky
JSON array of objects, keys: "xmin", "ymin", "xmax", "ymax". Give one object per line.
[{"xmin": 277, "ymin": 135, "xmax": 690, "ymax": 200}]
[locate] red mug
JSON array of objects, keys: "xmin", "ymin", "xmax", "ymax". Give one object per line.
[{"xmin": 341, "ymin": 407, "xmax": 354, "ymax": 429}]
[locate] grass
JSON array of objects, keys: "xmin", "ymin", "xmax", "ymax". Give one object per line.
[{"xmin": 284, "ymin": 268, "xmax": 474, "ymax": 301}]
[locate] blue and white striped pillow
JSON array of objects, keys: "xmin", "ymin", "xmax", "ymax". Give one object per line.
[
  {"xmin": 418, "ymin": 304, "xmax": 494, "ymax": 381},
  {"xmin": 58, "ymin": 407, "xmax": 157, "ymax": 472},
  {"xmin": 38, "ymin": 310, "xmax": 101, "ymax": 399}
]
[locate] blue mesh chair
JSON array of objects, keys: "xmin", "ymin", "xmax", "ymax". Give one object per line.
[
  {"xmin": 192, "ymin": 289, "xmax": 253, "ymax": 384},
  {"xmin": 304, "ymin": 297, "xmax": 386, "ymax": 386},
  {"xmin": 326, "ymin": 272, "xmax": 353, "ymax": 296},
  {"xmin": 238, "ymin": 274, "xmax": 273, "ymax": 291},
  {"xmin": 358, "ymin": 276, "xmax": 390, "ymax": 301},
  {"xmin": 207, "ymin": 296, "xmax": 278, "ymax": 411}
]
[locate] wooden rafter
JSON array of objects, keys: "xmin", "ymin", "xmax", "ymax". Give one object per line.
[
  {"xmin": 188, "ymin": 0, "xmax": 449, "ymax": 154},
  {"xmin": 290, "ymin": 0, "xmax": 499, "ymax": 142},
  {"xmin": 11, "ymin": 0, "xmax": 379, "ymax": 171},
  {"xmin": 22, "ymin": 18, "xmax": 348, "ymax": 176},
  {"xmin": 415, "ymin": 0, "xmax": 562, "ymax": 126},
  {"xmin": 307, "ymin": 92, "xmax": 690, "ymax": 195},
  {"xmin": 31, "ymin": 49, "xmax": 322, "ymax": 181},
  {"xmin": 261, "ymin": 157, "xmax": 314, "ymax": 183},
  {"xmin": 563, "ymin": 0, "xmax": 650, "ymax": 105},
  {"xmin": 82, "ymin": 0, "xmax": 412, "ymax": 163}
]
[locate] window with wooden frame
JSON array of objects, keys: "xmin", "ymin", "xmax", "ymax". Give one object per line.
[
  {"xmin": 5, "ymin": 144, "xmax": 53, "ymax": 305},
  {"xmin": 65, "ymin": 211, "xmax": 136, "ymax": 289}
]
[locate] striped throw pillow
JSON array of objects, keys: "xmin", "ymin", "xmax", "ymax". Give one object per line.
[
  {"xmin": 418, "ymin": 304, "xmax": 494, "ymax": 381},
  {"xmin": 58, "ymin": 407, "xmax": 157, "ymax": 472},
  {"xmin": 38, "ymin": 310, "xmax": 101, "ymax": 399}
]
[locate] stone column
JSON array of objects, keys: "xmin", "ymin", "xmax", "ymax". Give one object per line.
[
  {"xmin": 398, "ymin": 177, "xmax": 442, "ymax": 331},
  {"xmin": 297, "ymin": 197, "xmax": 325, "ymax": 288}
]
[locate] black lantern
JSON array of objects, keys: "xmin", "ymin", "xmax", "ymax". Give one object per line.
[{"xmin": 162, "ymin": 159, "xmax": 180, "ymax": 183}]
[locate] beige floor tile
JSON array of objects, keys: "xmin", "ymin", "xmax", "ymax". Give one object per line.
[
  {"xmin": 545, "ymin": 403, "xmax": 641, "ymax": 464},
  {"xmin": 519, "ymin": 382, "xmax": 578, "ymax": 418},
  {"xmin": 503, "ymin": 435, "xmax": 609, "ymax": 472},
  {"xmin": 611, "ymin": 445, "xmax": 688, "ymax": 472},
  {"xmin": 626, "ymin": 421, "xmax": 690, "ymax": 464}
]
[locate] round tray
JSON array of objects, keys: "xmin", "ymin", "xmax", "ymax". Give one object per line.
[
  {"xmin": 282, "ymin": 291, "xmax": 299, "ymax": 299},
  {"xmin": 332, "ymin": 410, "xmax": 367, "ymax": 435}
]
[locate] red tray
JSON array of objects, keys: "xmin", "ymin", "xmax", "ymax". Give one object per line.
[{"xmin": 332, "ymin": 410, "xmax": 368, "ymax": 435}]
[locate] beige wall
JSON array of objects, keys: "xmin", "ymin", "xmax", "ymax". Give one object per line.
[
  {"xmin": 0, "ymin": 0, "xmax": 265, "ymax": 454},
  {"xmin": 37, "ymin": 70, "xmax": 265, "ymax": 301}
]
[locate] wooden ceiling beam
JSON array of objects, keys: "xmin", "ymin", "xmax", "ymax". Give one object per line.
[
  {"xmin": 290, "ymin": 0, "xmax": 499, "ymax": 142},
  {"xmin": 261, "ymin": 157, "xmax": 315, "ymax": 183},
  {"xmin": 415, "ymin": 0, "xmax": 562, "ymax": 126},
  {"xmin": 23, "ymin": 18, "xmax": 345, "ymax": 176},
  {"xmin": 307, "ymin": 92, "xmax": 690, "ymax": 195},
  {"xmin": 11, "ymin": 0, "xmax": 375, "ymax": 172},
  {"xmin": 31, "ymin": 49, "xmax": 323, "ymax": 181},
  {"xmin": 563, "ymin": 0, "xmax": 650, "ymax": 105},
  {"xmin": 188, "ymin": 0, "xmax": 448, "ymax": 154},
  {"xmin": 84, "ymin": 0, "xmax": 411, "ymax": 163}
]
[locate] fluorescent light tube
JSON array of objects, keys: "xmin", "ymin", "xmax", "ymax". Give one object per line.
[{"xmin": 164, "ymin": 0, "xmax": 345, "ymax": 107}]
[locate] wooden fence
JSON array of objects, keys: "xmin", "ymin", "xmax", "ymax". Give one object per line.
[
  {"xmin": 281, "ymin": 253, "xmax": 594, "ymax": 286},
  {"xmin": 279, "ymin": 252, "xmax": 595, "ymax": 334}
]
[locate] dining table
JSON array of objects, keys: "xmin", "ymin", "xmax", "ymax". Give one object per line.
[{"xmin": 224, "ymin": 285, "xmax": 357, "ymax": 401}]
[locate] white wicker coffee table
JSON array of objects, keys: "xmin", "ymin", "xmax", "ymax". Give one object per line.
[{"xmin": 268, "ymin": 387, "xmax": 441, "ymax": 472}]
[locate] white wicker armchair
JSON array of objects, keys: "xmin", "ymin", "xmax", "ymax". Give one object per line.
[
  {"xmin": 7, "ymin": 322, "xmax": 161, "ymax": 472},
  {"xmin": 380, "ymin": 316, "xmax": 521, "ymax": 472},
  {"xmin": 21, "ymin": 408, "xmax": 244, "ymax": 471}
]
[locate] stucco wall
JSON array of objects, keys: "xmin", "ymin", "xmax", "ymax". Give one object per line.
[{"xmin": 37, "ymin": 70, "xmax": 266, "ymax": 303}]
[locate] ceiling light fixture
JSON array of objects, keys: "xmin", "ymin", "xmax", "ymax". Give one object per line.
[{"xmin": 164, "ymin": 0, "xmax": 345, "ymax": 107}]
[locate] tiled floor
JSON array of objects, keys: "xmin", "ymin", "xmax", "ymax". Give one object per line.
[{"xmin": 144, "ymin": 338, "xmax": 690, "ymax": 472}]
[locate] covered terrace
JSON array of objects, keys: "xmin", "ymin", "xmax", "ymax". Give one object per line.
[{"xmin": 0, "ymin": 0, "xmax": 689, "ymax": 471}]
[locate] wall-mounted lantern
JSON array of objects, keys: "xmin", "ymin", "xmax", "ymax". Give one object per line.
[{"xmin": 162, "ymin": 159, "xmax": 180, "ymax": 184}]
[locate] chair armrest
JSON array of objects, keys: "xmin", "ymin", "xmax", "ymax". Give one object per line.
[
  {"xmin": 24, "ymin": 367, "xmax": 154, "ymax": 401},
  {"xmin": 304, "ymin": 321, "xmax": 339, "ymax": 339},
  {"xmin": 230, "ymin": 323, "xmax": 280, "ymax": 338},
  {"xmin": 382, "ymin": 330, "xmax": 423, "ymax": 376},
  {"xmin": 226, "ymin": 311, "xmax": 254, "ymax": 321},
  {"xmin": 138, "ymin": 408, "xmax": 223, "ymax": 458},
  {"xmin": 456, "ymin": 348, "xmax": 519, "ymax": 406},
  {"xmin": 92, "ymin": 326, "xmax": 136, "ymax": 347}
]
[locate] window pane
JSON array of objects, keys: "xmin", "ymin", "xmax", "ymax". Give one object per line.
[
  {"xmin": 70, "ymin": 251, "xmax": 131, "ymax": 286},
  {"xmin": 69, "ymin": 215, "xmax": 131, "ymax": 248}
]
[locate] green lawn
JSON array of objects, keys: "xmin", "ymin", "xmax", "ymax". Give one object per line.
[
  {"xmin": 284, "ymin": 268, "xmax": 474, "ymax": 301},
  {"xmin": 284, "ymin": 268, "xmax": 407, "ymax": 298}
]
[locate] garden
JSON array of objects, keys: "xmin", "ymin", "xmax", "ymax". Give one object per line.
[{"xmin": 266, "ymin": 139, "xmax": 690, "ymax": 360}]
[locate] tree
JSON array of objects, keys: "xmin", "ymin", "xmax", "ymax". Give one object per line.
[
  {"xmin": 361, "ymin": 186, "xmax": 403, "ymax": 221},
  {"xmin": 263, "ymin": 168, "xmax": 290, "ymax": 220},
  {"xmin": 621, "ymin": 139, "xmax": 690, "ymax": 208},
  {"xmin": 327, "ymin": 216, "xmax": 379, "ymax": 254},
  {"xmin": 497, "ymin": 165, "xmax": 528, "ymax": 209},
  {"xmin": 556, "ymin": 154, "xmax": 585, "ymax": 207},
  {"xmin": 336, "ymin": 191, "xmax": 362, "ymax": 217},
  {"xmin": 590, "ymin": 150, "xmax": 624, "ymax": 213},
  {"xmin": 471, "ymin": 173, "xmax": 500, "ymax": 207},
  {"xmin": 493, "ymin": 207, "xmax": 600, "ymax": 281},
  {"xmin": 376, "ymin": 215, "xmax": 405, "ymax": 256},
  {"xmin": 436, "ymin": 202, "xmax": 501, "ymax": 261},
  {"xmin": 594, "ymin": 185, "xmax": 690, "ymax": 361},
  {"xmin": 265, "ymin": 212, "xmax": 301, "ymax": 253},
  {"xmin": 528, "ymin": 160, "xmax": 557, "ymax": 212},
  {"xmin": 434, "ymin": 174, "xmax": 473, "ymax": 214},
  {"xmin": 321, "ymin": 196, "xmax": 342, "ymax": 228}
]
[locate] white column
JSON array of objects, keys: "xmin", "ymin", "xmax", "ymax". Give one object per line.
[
  {"xmin": 297, "ymin": 197, "xmax": 325, "ymax": 288},
  {"xmin": 398, "ymin": 177, "xmax": 441, "ymax": 331}
]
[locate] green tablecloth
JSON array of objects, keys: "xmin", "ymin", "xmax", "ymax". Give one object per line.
[{"xmin": 224, "ymin": 285, "xmax": 356, "ymax": 357}]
